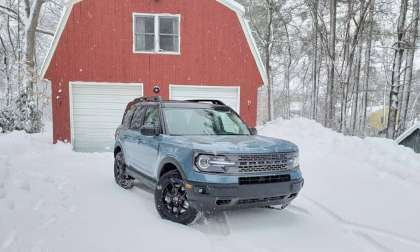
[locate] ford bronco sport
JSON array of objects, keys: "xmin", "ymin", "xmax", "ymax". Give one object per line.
[{"xmin": 114, "ymin": 97, "xmax": 304, "ymax": 225}]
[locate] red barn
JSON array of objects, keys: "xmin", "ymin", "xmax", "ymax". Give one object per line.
[{"xmin": 41, "ymin": 0, "xmax": 267, "ymax": 152}]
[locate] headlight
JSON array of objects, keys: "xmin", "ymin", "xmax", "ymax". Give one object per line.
[
  {"xmin": 291, "ymin": 154, "xmax": 300, "ymax": 169},
  {"xmin": 194, "ymin": 154, "xmax": 235, "ymax": 173}
]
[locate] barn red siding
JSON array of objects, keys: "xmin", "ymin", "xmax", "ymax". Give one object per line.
[{"xmin": 46, "ymin": 0, "xmax": 263, "ymax": 143}]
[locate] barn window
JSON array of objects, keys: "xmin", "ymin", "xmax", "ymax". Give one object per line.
[{"xmin": 133, "ymin": 14, "xmax": 180, "ymax": 54}]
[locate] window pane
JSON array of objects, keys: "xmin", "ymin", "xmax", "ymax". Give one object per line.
[
  {"xmin": 135, "ymin": 16, "xmax": 155, "ymax": 51},
  {"xmin": 135, "ymin": 34, "xmax": 155, "ymax": 51},
  {"xmin": 143, "ymin": 106, "xmax": 160, "ymax": 128},
  {"xmin": 123, "ymin": 108, "xmax": 135, "ymax": 127},
  {"xmin": 135, "ymin": 16, "xmax": 154, "ymax": 34},
  {"xmin": 130, "ymin": 107, "xmax": 146, "ymax": 130},
  {"xmin": 159, "ymin": 35, "xmax": 178, "ymax": 52},
  {"xmin": 159, "ymin": 16, "xmax": 179, "ymax": 52},
  {"xmin": 159, "ymin": 17, "xmax": 178, "ymax": 34}
]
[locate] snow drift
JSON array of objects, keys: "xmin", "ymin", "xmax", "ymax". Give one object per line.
[{"xmin": 0, "ymin": 118, "xmax": 419, "ymax": 252}]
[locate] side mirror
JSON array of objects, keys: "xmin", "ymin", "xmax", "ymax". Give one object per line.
[
  {"xmin": 249, "ymin": 128, "xmax": 258, "ymax": 136},
  {"xmin": 140, "ymin": 125, "xmax": 160, "ymax": 136}
]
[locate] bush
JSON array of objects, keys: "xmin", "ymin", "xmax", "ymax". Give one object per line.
[
  {"xmin": 14, "ymin": 91, "xmax": 43, "ymax": 134},
  {"xmin": 0, "ymin": 106, "xmax": 17, "ymax": 133}
]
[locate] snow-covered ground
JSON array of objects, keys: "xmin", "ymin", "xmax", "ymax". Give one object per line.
[{"xmin": 1, "ymin": 118, "xmax": 420, "ymax": 252}]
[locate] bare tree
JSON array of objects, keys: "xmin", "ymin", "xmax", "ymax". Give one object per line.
[
  {"xmin": 325, "ymin": 0, "xmax": 337, "ymax": 128},
  {"xmin": 361, "ymin": 0, "xmax": 376, "ymax": 135},
  {"xmin": 246, "ymin": 0, "xmax": 276, "ymax": 121},
  {"xmin": 400, "ymin": 0, "xmax": 419, "ymax": 132},
  {"xmin": 0, "ymin": 0, "xmax": 58, "ymax": 133},
  {"xmin": 310, "ymin": 0, "xmax": 320, "ymax": 120},
  {"xmin": 387, "ymin": 0, "xmax": 409, "ymax": 139}
]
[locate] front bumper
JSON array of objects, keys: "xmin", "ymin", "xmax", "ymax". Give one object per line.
[{"xmin": 185, "ymin": 178, "xmax": 304, "ymax": 212}]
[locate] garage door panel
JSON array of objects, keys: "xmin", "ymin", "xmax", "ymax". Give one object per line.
[
  {"xmin": 70, "ymin": 82, "xmax": 143, "ymax": 152},
  {"xmin": 73, "ymin": 130, "xmax": 116, "ymax": 140},
  {"xmin": 73, "ymin": 123, "xmax": 120, "ymax": 130},
  {"xmin": 72, "ymin": 110, "xmax": 123, "ymax": 118},
  {"xmin": 73, "ymin": 101, "xmax": 131, "ymax": 109},
  {"xmin": 170, "ymin": 85, "xmax": 240, "ymax": 113},
  {"xmin": 73, "ymin": 94, "xmax": 139, "ymax": 102},
  {"xmin": 72, "ymin": 84, "xmax": 141, "ymax": 94}
]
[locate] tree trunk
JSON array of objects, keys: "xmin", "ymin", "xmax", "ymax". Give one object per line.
[
  {"xmin": 24, "ymin": 0, "xmax": 44, "ymax": 94},
  {"xmin": 265, "ymin": 0, "xmax": 274, "ymax": 122},
  {"xmin": 352, "ymin": 44, "xmax": 364, "ymax": 135},
  {"xmin": 401, "ymin": 0, "xmax": 419, "ymax": 131},
  {"xmin": 311, "ymin": 0, "xmax": 319, "ymax": 120},
  {"xmin": 325, "ymin": 0, "xmax": 337, "ymax": 128},
  {"xmin": 361, "ymin": 0, "xmax": 375, "ymax": 135},
  {"xmin": 283, "ymin": 22, "xmax": 292, "ymax": 120},
  {"xmin": 15, "ymin": 0, "xmax": 45, "ymax": 133},
  {"xmin": 387, "ymin": 0, "xmax": 409, "ymax": 139}
]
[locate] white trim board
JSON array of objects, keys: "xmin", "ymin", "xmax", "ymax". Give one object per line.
[{"xmin": 39, "ymin": 0, "xmax": 267, "ymax": 85}]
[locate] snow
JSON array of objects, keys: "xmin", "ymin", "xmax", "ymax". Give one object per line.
[{"xmin": 1, "ymin": 118, "xmax": 420, "ymax": 252}]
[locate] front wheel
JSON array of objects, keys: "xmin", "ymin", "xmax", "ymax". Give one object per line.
[{"xmin": 154, "ymin": 170, "xmax": 198, "ymax": 225}]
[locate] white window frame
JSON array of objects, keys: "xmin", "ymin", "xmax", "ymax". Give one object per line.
[{"xmin": 132, "ymin": 13, "xmax": 181, "ymax": 55}]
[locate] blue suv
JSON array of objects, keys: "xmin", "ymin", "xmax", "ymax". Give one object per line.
[{"xmin": 114, "ymin": 97, "xmax": 304, "ymax": 224}]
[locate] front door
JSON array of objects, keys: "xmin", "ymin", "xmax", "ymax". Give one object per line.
[{"xmin": 137, "ymin": 105, "xmax": 161, "ymax": 177}]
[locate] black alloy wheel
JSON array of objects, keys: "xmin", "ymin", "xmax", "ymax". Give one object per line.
[
  {"xmin": 155, "ymin": 170, "xmax": 198, "ymax": 225},
  {"xmin": 114, "ymin": 152, "xmax": 134, "ymax": 189}
]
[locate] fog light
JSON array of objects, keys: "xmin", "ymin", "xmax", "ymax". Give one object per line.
[{"xmin": 184, "ymin": 183, "xmax": 193, "ymax": 190}]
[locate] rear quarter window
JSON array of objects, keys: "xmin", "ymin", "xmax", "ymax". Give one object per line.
[
  {"xmin": 130, "ymin": 106, "xmax": 147, "ymax": 130},
  {"xmin": 122, "ymin": 108, "xmax": 135, "ymax": 127}
]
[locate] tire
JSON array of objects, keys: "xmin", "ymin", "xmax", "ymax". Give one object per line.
[
  {"xmin": 114, "ymin": 151, "xmax": 134, "ymax": 189},
  {"xmin": 155, "ymin": 170, "xmax": 198, "ymax": 225}
]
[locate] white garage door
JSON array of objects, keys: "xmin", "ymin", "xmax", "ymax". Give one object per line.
[
  {"xmin": 70, "ymin": 82, "xmax": 143, "ymax": 152},
  {"xmin": 169, "ymin": 85, "xmax": 240, "ymax": 113}
]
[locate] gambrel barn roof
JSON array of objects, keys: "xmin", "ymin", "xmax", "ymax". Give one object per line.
[{"xmin": 40, "ymin": 0, "xmax": 267, "ymax": 84}]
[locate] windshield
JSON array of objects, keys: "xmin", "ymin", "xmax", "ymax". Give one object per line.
[{"xmin": 163, "ymin": 107, "xmax": 251, "ymax": 136}]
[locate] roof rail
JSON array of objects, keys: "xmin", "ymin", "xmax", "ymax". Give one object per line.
[
  {"xmin": 124, "ymin": 96, "xmax": 161, "ymax": 113},
  {"xmin": 131, "ymin": 96, "xmax": 161, "ymax": 103},
  {"xmin": 186, "ymin": 99, "xmax": 226, "ymax": 106}
]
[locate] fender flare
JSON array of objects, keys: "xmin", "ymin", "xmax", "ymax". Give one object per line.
[
  {"xmin": 113, "ymin": 142, "xmax": 124, "ymax": 158},
  {"xmin": 158, "ymin": 156, "xmax": 187, "ymax": 180}
]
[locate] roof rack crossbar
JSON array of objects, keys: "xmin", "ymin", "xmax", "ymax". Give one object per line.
[{"xmin": 185, "ymin": 99, "xmax": 226, "ymax": 106}]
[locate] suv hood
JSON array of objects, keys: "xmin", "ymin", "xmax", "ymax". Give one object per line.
[{"xmin": 170, "ymin": 135, "xmax": 298, "ymax": 154}]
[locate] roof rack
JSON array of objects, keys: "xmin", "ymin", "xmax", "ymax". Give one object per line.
[
  {"xmin": 124, "ymin": 96, "xmax": 161, "ymax": 113},
  {"xmin": 130, "ymin": 96, "xmax": 161, "ymax": 104},
  {"xmin": 185, "ymin": 99, "xmax": 226, "ymax": 106}
]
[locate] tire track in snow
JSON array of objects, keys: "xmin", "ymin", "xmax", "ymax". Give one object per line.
[
  {"xmin": 193, "ymin": 212, "xmax": 231, "ymax": 236},
  {"xmin": 352, "ymin": 230, "xmax": 394, "ymax": 252},
  {"xmin": 302, "ymin": 195, "xmax": 420, "ymax": 249},
  {"xmin": 1, "ymin": 230, "xmax": 16, "ymax": 250}
]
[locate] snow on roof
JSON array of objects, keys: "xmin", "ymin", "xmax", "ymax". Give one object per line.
[
  {"xmin": 395, "ymin": 123, "xmax": 420, "ymax": 144},
  {"xmin": 40, "ymin": 0, "xmax": 267, "ymax": 85}
]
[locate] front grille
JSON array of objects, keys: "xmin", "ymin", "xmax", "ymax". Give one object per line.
[
  {"xmin": 236, "ymin": 153, "xmax": 293, "ymax": 173},
  {"xmin": 239, "ymin": 175, "xmax": 291, "ymax": 185},
  {"xmin": 237, "ymin": 195, "xmax": 285, "ymax": 205}
]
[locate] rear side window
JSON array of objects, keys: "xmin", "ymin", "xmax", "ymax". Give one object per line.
[
  {"xmin": 122, "ymin": 108, "xmax": 135, "ymax": 127},
  {"xmin": 130, "ymin": 106, "xmax": 146, "ymax": 130}
]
